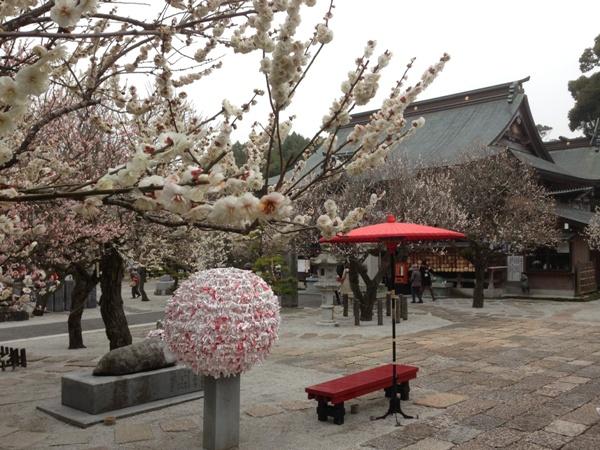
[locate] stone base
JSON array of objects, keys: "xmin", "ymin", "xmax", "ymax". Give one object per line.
[
  {"xmin": 203, "ymin": 375, "xmax": 240, "ymax": 450},
  {"xmin": 62, "ymin": 365, "xmax": 202, "ymax": 414},
  {"xmin": 38, "ymin": 391, "xmax": 203, "ymax": 428},
  {"xmin": 317, "ymin": 304, "xmax": 337, "ymax": 326}
]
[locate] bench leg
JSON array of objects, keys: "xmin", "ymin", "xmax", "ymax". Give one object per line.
[
  {"xmin": 316, "ymin": 399, "xmax": 345, "ymax": 425},
  {"xmin": 317, "ymin": 399, "xmax": 328, "ymax": 422},
  {"xmin": 332, "ymin": 403, "xmax": 345, "ymax": 425},
  {"xmin": 400, "ymin": 381, "xmax": 410, "ymax": 401}
]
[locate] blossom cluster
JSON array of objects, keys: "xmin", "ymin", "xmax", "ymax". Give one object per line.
[
  {"xmin": 50, "ymin": 0, "xmax": 97, "ymax": 28},
  {"xmin": 0, "ymin": 46, "xmax": 65, "ymax": 137},
  {"xmin": 316, "ymin": 193, "xmax": 382, "ymax": 238},
  {"xmin": 345, "ymin": 53, "xmax": 450, "ymax": 175},
  {"xmin": 0, "ymin": 2, "xmax": 447, "ymax": 260},
  {"xmin": 163, "ymin": 268, "xmax": 280, "ymax": 378}
]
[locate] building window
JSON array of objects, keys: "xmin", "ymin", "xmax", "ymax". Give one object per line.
[{"xmin": 526, "ymin": 248, "xmax": 571, "ymax": 272}]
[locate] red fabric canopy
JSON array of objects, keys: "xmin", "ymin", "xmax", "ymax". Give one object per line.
[{"xmin": 320, "ymin": 215, "xmax": 465, "ymax": 245}]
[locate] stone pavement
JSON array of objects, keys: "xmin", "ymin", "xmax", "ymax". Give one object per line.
[{"xmin": 1, "ymin": 297, "xmax": 600, "ymax": 449}]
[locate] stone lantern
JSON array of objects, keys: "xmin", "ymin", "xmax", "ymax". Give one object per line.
[{"xmin": 311, "ymin": 251, "xmax": 339, "ymax": 326}]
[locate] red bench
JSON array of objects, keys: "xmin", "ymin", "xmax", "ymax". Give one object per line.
[{"xmin": 305, "ymin": 364, "xmax": 418, "ymax": 424}]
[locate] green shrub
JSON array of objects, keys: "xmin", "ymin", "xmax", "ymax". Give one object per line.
[{"xmin": 252, "ymin": 255, "xmax": 297, "ymax": 296}]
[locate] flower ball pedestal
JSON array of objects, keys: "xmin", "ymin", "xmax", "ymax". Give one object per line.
[{"xmin": 163, "ymin": 268, "xmax": 280, "ymax": 450}]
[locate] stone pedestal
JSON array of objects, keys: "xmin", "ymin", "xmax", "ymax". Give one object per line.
[
  {"xmin": 203, "ymin": 375, "xmax": 240, "ymax": 450},
  {"xmin": 317, "ymin": 301, "xmax": 337, "ymax": 326},
  {"xmin": 62, "ymin": 365, "xmax": 202, "ymax": 414}
]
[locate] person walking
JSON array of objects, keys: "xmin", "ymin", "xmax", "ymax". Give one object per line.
[
  {"xmin": 339, "ymin": 264, "xmax": 352, "ymax": 305},
  {"xmin": 130, "ymin": 270, "xmax": 141, "ymax": 299},
  {"xmin": 410, "ymin": 263, "xmax": 423, "ymax": 303},
  {"xmin": 420, "ymin": 260, "xmax": 436, "ymax": 302},
  {"xmin": 520, "ymin": 272, "xmax": 530, "ymax": 294}
]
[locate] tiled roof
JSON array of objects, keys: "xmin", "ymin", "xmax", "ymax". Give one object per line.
[
  {"xmin": 549, "ymin": 146, "xmax": 600, "ymax": 181},
  {"xmin": 555, "ymin": 205, "xmax": 594, "ymax": 225}
]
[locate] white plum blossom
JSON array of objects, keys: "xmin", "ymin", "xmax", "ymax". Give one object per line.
[
  {"xmin": 0, "ymin": 112, "xmax": 16, "ymax": 135},
  {"xmin": 133, "ymin": 196, "xmax": 159, "ymax": 211},
  {"xmin": 0, "ymin": 77, "xmax": 27, "ymax": 106},
  {"xmin": 412, "ymin": 117, "xmax": 426, "ymax": 128},
  {"xmin": 315, "ymin": 24, "xmax": 333, "ymax": 44},
  {"xmin": 324, "ymin": 199, "xmax": 338, "ymax": 218},
  {"xmin": 258, "ymin": 192, "xmax": 292, "ymax": 220},
  {"xmin": 15, "ymin": 63, "xmax": 49, "ymax": 97},
  {"xmin": 50, "ymin": 0, "xmax": 82, "ymax": 28},
  {"xmin": 158, "ymin": 180, "xmax": 191, "ymax": 215},
  {"xmin": 139, "ymin": 175, "xmax": 166, "ymax": 189},
  {"xmin": 209, "ymin": 195, "xmax": 243, "ymax": 224},
  {"xmin": 71, "ymin": 197, "xmax": 102, "ymax": 218},
  {"xmin": 184, "ymin": 204, "xmax": 213, "ymax": 222}
]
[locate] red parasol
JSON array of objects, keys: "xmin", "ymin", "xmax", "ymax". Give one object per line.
[
  {"xmin": 318, "ymin": 214, "xmax": 464, "ymax": 423},
  {"xmin": 320, "ymin": 214, "xmax": 465, "ymax": 250}
]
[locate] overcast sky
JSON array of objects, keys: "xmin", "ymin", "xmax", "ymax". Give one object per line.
[{"xmin": 132, "ymin": 1, "xmax": 600, "ymax": 141}]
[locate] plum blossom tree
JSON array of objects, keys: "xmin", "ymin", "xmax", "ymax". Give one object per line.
[
  {"xmin": 0, "ymin": 1, "xmax": 448, "ymax": 240},
  {"xmin": 448, "ymin": 149, "xmax": 558, "ymax": 308},
  {"xmin": 301, "ymin": 163, "xmax": 468, "ymax": 321},
  {"xmin": 585, "ymin": 210, "xmax": 600, "ymax": 250},
  {"xmin": 124, "ymin": 220, "xmax": 230, "ymax": 291},
  {"xmin": 26, "ymin": 204, "xmax": 124, "ymax": 348}
]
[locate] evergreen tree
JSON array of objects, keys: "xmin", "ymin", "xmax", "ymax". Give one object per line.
[
  {"xmin": 232, "ymin": 132, "xmax": 311, "ymax": 177},
  {"xmin": 568, "ymin": 34, "xmax": 600, "ymax": 137}
]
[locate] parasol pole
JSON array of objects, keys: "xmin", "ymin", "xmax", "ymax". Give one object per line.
[{"xmin": 372, "ymin": 240, "xmax": 413, "ymax": 424}]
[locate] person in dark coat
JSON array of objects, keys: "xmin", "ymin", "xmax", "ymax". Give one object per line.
[
  {"xmin": 130, "ymin": 270, "xmax": 141, "ymax": 299},
  {"xmin": 410, "ymin": 263, "xmax": 423, "ymax": 303},
  {"xmin": 420, "ymin": 260, "xmax": 436, "ymax": 302}
]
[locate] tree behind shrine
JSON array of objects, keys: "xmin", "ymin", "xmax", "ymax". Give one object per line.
[
  {"xmin": 449, "ymin": 149, "xmax": 558, "ymax": 308},
  {"xmin": 568, "ymin": 34, "xmax": 600, "ymax": 137}
]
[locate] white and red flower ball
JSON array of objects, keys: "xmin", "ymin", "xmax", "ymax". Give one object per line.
[{"xmin": 163, "ymin": 268, "xmax": 280, "ymax": 378}]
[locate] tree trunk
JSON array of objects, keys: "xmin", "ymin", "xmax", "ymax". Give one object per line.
[
  {"xmin": 349, "ymin": 253, "xmax": 389, "ymax": 322},
  {"xmin": 360, "ymin": 282, "xmax": 378, "ymax": 321},
  {"xmin": 472, "ymin": 252, "xmax": 487, "ymax": 308},
  {"xmin": 68, "ymin": 265, "xmax": 97, "ymax": 349},
  {"xmin": 99, "ymin": 245, "xmax": 132, "ymax": 350},
  {"xmin": 138, "ymin": 266, "xmax": 150, "ymax": 302}
]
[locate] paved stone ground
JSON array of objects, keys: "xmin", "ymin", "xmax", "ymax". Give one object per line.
[{"xmin": 2, "ymin": 297, "xmax": 600, "ymax": 449}]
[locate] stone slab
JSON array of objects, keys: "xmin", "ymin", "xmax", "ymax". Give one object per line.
[
  {"xmin": 414, "ymin": 392, "xmax": 467, "ymax": 408},
  {"xmin": 545, "ymin": 419, "xmax": 588, "ymax": 436},
  {"xmin": 245, "ymin": 403, "xmax": 284, "ymax": 417},
  {"xmin": 48, "ymin": 431, "xmax": 92, "ymax": 446},
  {"xmin": 0, "ymin": 425, "xmax": 17, "ymax": 437},
  {"xmin": 434, "ymin": 425, "xmax": 483, "ymax": 444},
  {"xmin": 114, "ymin": 423, "xmax": 154, "ymax": 444},
  {"xmin": 159, "ymin": 417, "xmax": 198, "ymax": 432},
  {"xmin": 279, "ymin": 400, "xmax": 314, "ymax": 411},
  {"xmin": 0, "ymin": 431, "xmax": 49, "ymax": 449},
  {"xmin": 400, "ymin": 437, "xmax": 454, "ymax": 450},
  {"xmin": 61, "ymin": 365, "xmax": 202, "ymax": 414},
  {"xmin": 37, "ymin": 391, "xmax": 203, "ymax": 428}
]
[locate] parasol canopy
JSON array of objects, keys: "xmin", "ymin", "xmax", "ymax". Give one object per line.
[{"xmin": 320, "ymin": 214, "xmax": 465, "ymax": 248}]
